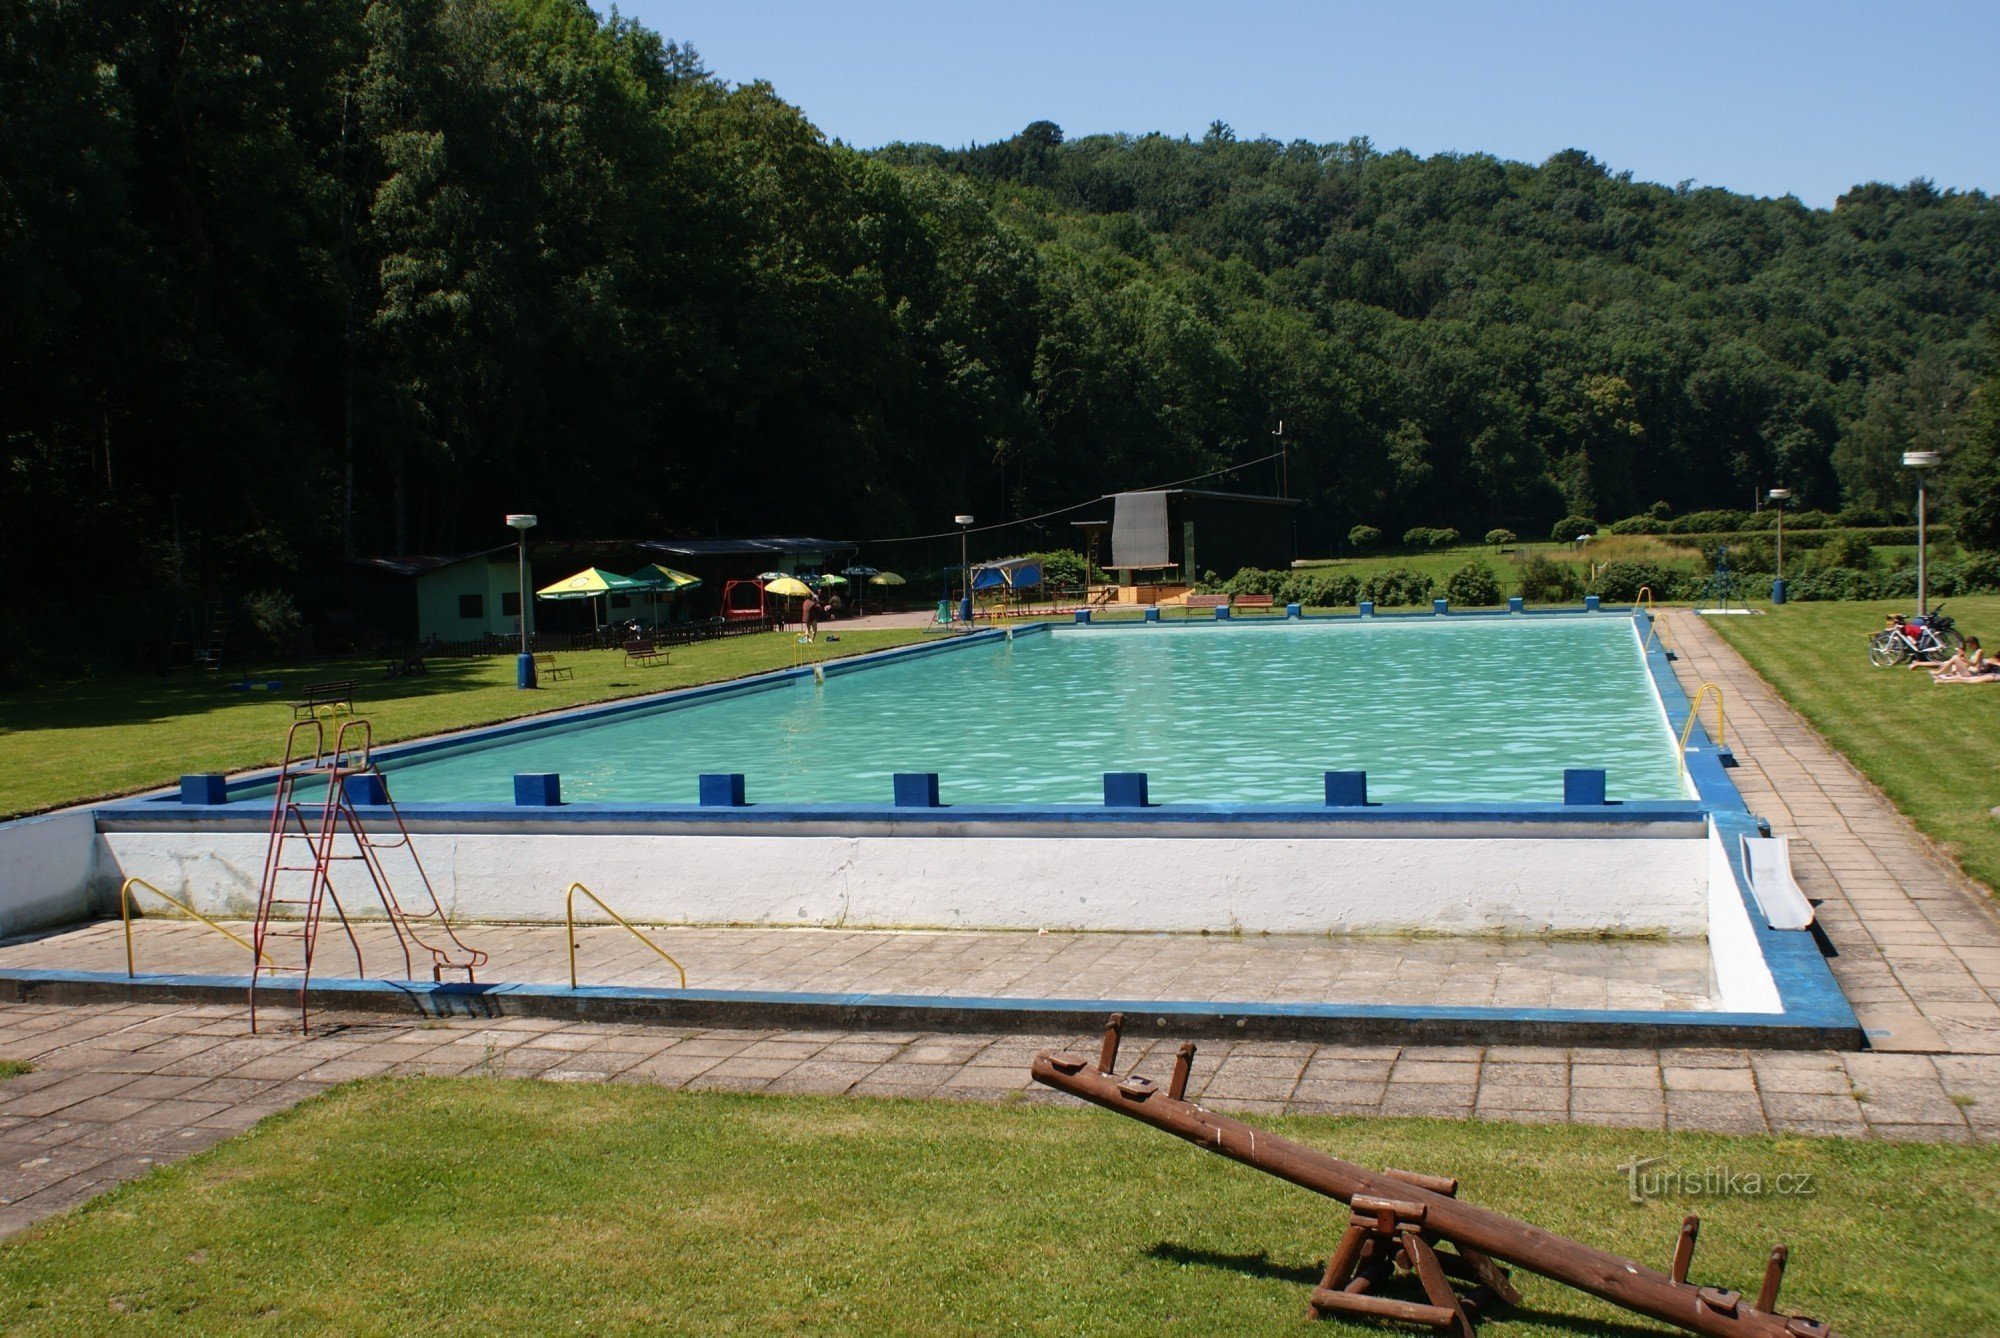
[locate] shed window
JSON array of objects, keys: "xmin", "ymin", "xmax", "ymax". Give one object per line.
[
  {"xmin": 458, "ymin": 593, "xmax": 484, "ymax": 619},
  {"xmin": 500, "ymin": 592, "xmax": 521, "ymax": 617},
  {"xmin": 610, "ymin": 594, "xmax": 631, "ymax": 609}
]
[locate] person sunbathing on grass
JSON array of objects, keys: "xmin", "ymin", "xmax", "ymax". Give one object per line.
[
  {"xmin": 1928, "ymin": 638, "xmax": 2000, "ymax": 682},
  {"xmin": 1915, "ymin": 635, "xmax": 1983, "ymax": 677}
]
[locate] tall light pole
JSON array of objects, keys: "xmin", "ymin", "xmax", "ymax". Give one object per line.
[
  {"xmin": 1766, "ymin": 488, "xmax": 1790, "ymax": 605},
  {"xmin": 1903, "ymin": 451, "xmax": 1940, "ymax": 616},
  {"xmin": 954, "ymin": 514, "xmax": 975, "ymax": 624},
  {"xmin": 506, "ymin": 514, "xmax": 537, "ymax": 688}
]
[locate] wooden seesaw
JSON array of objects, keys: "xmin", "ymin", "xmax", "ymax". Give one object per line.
[{"xmin": 1030, "ymin": 1015, "xmax": 1838, "ymax": 1338}]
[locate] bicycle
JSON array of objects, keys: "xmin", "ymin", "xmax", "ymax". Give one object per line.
[{"xmin": 1867, "ymin": 605, "xmax": 1964, "ymax": 666}]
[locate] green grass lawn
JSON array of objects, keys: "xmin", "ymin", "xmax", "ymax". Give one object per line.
[
  {"xmin": 0, "ymin": 629, "xmax": 929, "ymax": 819},
  {"xmin": 0, "ymin": 1081, "xmax": 1991, "ymax": 1334},
  {"xmin": 1707, "ymin": 596, "xmax": 2000, "ymax": 895}
]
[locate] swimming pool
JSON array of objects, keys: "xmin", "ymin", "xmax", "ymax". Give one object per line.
[{"xmin": 377, "ymin": 618, "xmax": 1686, "ymax": 806}]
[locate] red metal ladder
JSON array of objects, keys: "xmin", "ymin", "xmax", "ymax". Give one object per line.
[{"xmin": 250, "ymin": 719, "xmax": 487, "ymax": 1032}]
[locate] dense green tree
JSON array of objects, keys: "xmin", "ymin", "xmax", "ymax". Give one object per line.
[{"xmin": 2, "ymin": 0, "xmax": 1997, "ymax": 681}]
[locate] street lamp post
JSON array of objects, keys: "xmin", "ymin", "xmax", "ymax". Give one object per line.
[
  {"xmin": 1902, "ymin": 451, "xmax": 1940, "ymax": 616},
  {"xmin": 1766, "ymin": 488, "xmax": 1791, "ymax": 605},
  {"xmin": 506, "ymin": 514, "xmax": 537, "ymax": 688},
  {"xmin": 954, "ymin": 515, "xmax": 975, "ymax": 624}
]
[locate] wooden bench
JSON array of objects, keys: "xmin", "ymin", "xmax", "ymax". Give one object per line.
[
  {"xmin": 623, "ymin": 638, "xmax": 668, "ymax": 668},
  {"xmin": 1233, "ymin": 593, "xmax": 1275, "ymax": 613},
  {"xmin": 534, "ymin": 653, "xmax": 573, "ymax": 683},
  {"xmin": 291, "ymin": 680, "xmax": 357, "ymax": 719},
  {"xmin": 1183, "ymin": 593, "xmax": 1230, "ymax": 617}
]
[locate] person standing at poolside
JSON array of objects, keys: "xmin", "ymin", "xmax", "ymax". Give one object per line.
[{"xmin": 802, "ymin": 592, "xmax": 821, "ymax": 642}]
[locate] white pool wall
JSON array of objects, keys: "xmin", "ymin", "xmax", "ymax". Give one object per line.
[{"xmin": 95, "ymin": 825, "xmax": 1711, "ymax": 937}]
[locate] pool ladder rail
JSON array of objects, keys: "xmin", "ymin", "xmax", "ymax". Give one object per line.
[
  {"xmin": 250, "ymin": 718, "xmax": 487, "ymax": 1033},
  {"xmin": 565, "ymin": 882, "xmax": 686, "ymax": 990},
  {"xmin": 1677, "ymin": 681, "xmax": 1727, "ymax": 773},
  {"xmin": 121, "ymin": 876, "xmax": 268, "ymax": 977}
]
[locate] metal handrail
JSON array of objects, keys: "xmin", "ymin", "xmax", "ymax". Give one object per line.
[
  {"xmin": 564, "ymin": 882, "xmax": 687, "ymax": 989},
  {"xmin": 121, "ymin": 876, "xmax": 266, "ymax": 978},
  {"xmin": 1636, "ymin": 586, "xmax": 1661, "ymax": 651},
  {"xmin": 1676, "ymin": 681, "xmax": 1726, "ymax": 763}
]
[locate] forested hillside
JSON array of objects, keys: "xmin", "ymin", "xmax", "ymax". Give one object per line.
[{"xmin": 4, "ymin": 0, "xmax": 1996, "ymax": 632}]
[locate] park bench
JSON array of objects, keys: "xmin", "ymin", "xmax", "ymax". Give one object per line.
[
  {"xmin": 1233, "ymin": 593, "xmax": 1275, "ymax": 613},
  {"xmin": 1183, "ymin": 593, "xmax": 1230, "ymax": 617},
  {"xmin": 623, "ymin": 638, "xmax": 668, "ymax": 668},
  {"xmin": 291, "ymin": 680, "xmax": 357, "ymax": 719},
  {"xmin": 534, "ymin": 653, "xmax": 573, "ymax": 683}
]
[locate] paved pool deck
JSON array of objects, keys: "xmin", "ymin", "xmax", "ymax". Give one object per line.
[
  {"xmin": 4, "ymin": 608, "xmax": 2000, "ymax": 1240},
  {"xmin": 4, "ymin": 921, "xmax": 1722, "ymax": 1014}
]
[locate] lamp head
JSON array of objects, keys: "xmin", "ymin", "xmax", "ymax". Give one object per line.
[
  {"xmin": 1766, "ymin": 488, "xmax": 1791, "ymax": 503},
  {"xmin": 954, "ymin": 514, "xmax": 975, "ymax": 527},
  {"xmin": 1901, "ymin": 450, "xmax": 1941, "ymax": 471},
  {"xmin": 505, "ymin": 514, "xmax": 538, "ymax": 531}
]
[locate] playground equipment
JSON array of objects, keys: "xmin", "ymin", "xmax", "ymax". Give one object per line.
[
  {"xmin": 1030, "ymin": 1016, "xmax": 1839, "ymax": 1337},
  {"xmin": 251, "ymin": 718, "xmax": 486, "ymax": 1032}
]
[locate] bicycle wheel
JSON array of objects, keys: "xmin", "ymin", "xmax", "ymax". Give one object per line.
[
  {"xmin": 1867, "ymin": 631, "xmax": 1908, "ymax": 667},
  {"xmin": 1926, "ymin": 628, "xmax": 1966, "ymax": 659}
]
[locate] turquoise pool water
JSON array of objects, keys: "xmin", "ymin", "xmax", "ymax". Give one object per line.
[{"xmin": 375, "ymin": 619, "xmax": 1687, "ymax": 806}]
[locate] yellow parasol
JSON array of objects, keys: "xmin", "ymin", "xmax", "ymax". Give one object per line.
[{"xmin": 763, "ymin": 576, "xmax": 813, "ymax": 598}]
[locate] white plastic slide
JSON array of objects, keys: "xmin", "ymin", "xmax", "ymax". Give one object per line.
[{"xmin": 1741, "ymin": 834, "xmax": 1815, "ymax": 930}]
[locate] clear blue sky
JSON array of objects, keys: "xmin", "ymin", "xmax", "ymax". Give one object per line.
[{"xmin": 602, "ymin": 0, "xmax": 1996, "ymax": 207}]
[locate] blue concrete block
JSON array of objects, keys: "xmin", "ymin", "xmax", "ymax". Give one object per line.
[
  {"xmin": 342, "ymin": 773, "xmax": 389, "ymax": 806},
  {"xmin": 1359, "ymin": 600, "xmax": 1374, "ymax": 617},
  {"xmin": 1286, "ymin": 603, "xmax": 1302, "ymax": 619},
  {"xmin": 178, "ymin": 773, "xmax": 228, "ymax": 805},
  {"xmin": 1324, "ymin": 771, "xmax": 1368, "ymax": 806},
  {"xmin": 1073, "ymin": 609, "xmax": 1091, "ymax": 624},
  {"xmin": 698, "ymin": 773, "xmax": 746, "ymax": 807},
  {"xmin": 514, "ymin": 773, "xmax": 562, "ymax": 807},
  {"xmin": 1433, "ymin": 598, "xmax": 1449, "ymax": 615},
  {"xmin": 1214, "ymin": 604, "xmax": 1230, "ymax": 620},
  {"xmin": 1563, "ymin": 768, "xmax": 1608, "ymax": 805},
  {"xmin": 1508, "ymin": 596, "xmax": 1524, "ymax": 613},
  {"xmin": 893, "ymin": 773, "xmax": 941, "ymax": 808},
  {"xmin": 1585, "ymin": 594, "xmax": 1601, "ymax": 611},
  {"xmin": 1143, "ymin": 607, "xmax": 1160, "ymax": 623},
  {"xmin": 1103, "ymin": 772, "xmax": 1149, "ymax": 807}
]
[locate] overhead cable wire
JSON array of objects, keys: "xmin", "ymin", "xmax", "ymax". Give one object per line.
[{"xmin": 861, "ymin": 448, "xmax": 1288, "ymax": 546}]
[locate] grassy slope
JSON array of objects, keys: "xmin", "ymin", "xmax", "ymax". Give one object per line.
[
  {"xmin": 0, "ymin": 629, "xmax": 929, "ymax": 819},
  {"xmin": 1293, "ymin": 536, "xmax": 1707, "ymax": 584},
  {"xmin": 1707, "ymin": 596, "xmax": 2000, "ymax": 895},
  {"xmin": 0, "ymin": 1081, "xmax": 1993, "ymax": 1335}
]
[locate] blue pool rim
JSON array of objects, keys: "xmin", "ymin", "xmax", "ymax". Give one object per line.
[{"xmin": 75, "ymin": 606, "xmax": 1861, "ymax": 1049}]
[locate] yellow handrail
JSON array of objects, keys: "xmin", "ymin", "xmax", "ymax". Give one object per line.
[
  {"xmin": 1676, "ymin": 682, "xmax": 1726, "ymax": 761},
  {"xmin": 120, "ymin": 877, "xmax": 265, "ymax": 978},
  {"xmin": 1636, "ymin": 586, "xmax": 1660, "ymax": 651},
  {"xmin": 564, "ymin": 882, "xmax": 687, "ymax": 990}
]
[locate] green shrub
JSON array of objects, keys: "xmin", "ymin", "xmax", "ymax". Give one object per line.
[
  {"xmin": 1348, "ymin": 525, "xmax": 1381, "ymax": 549},
  {"xmin": 1606, "ymin": 515, "xmax": 1658, "ymax": 535},
  {"xmin": 1665, "ymin": 509, "xmax": 1750, "ymax": 534},
  {"xmin": 1360, "ymin": 567, "xmax": 1435, "ymax": 606},
  {"xmin": 1220, "ymin": 567, "xmax": 1286, "ymax": 597},
  {"xmin": 1483, "ymin": 528, "xmax": 1517, "ymax": 548},
  {"xmin": 1400, "ymin": 526, "xmax": 1459, "ymax": 549},
  {"xmin": 1444, "ymin": 561, "xmax": 1503, "ymax": 606},
  {"xmin": 1549, "ymin": 515, "xmax": 1595, "ymax": 543},
  {"xmin": 1025, "ymin": 549, "xmax": 1088, "ymax": 586},
  {"xmin": 1588, "ymin": 561, "xmax": 1679, "ymax": 602},
  {"xmin": 1813, "ymin": 532, "xmax": 1877, "ymax": 572},
  {"xmin": 1278, "ymin": 571, "xmax": 1359, "ymax": 607},
  {"xmin": 1518, "ymin": 555, "xmax": 1583, "ymax": 604}
]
